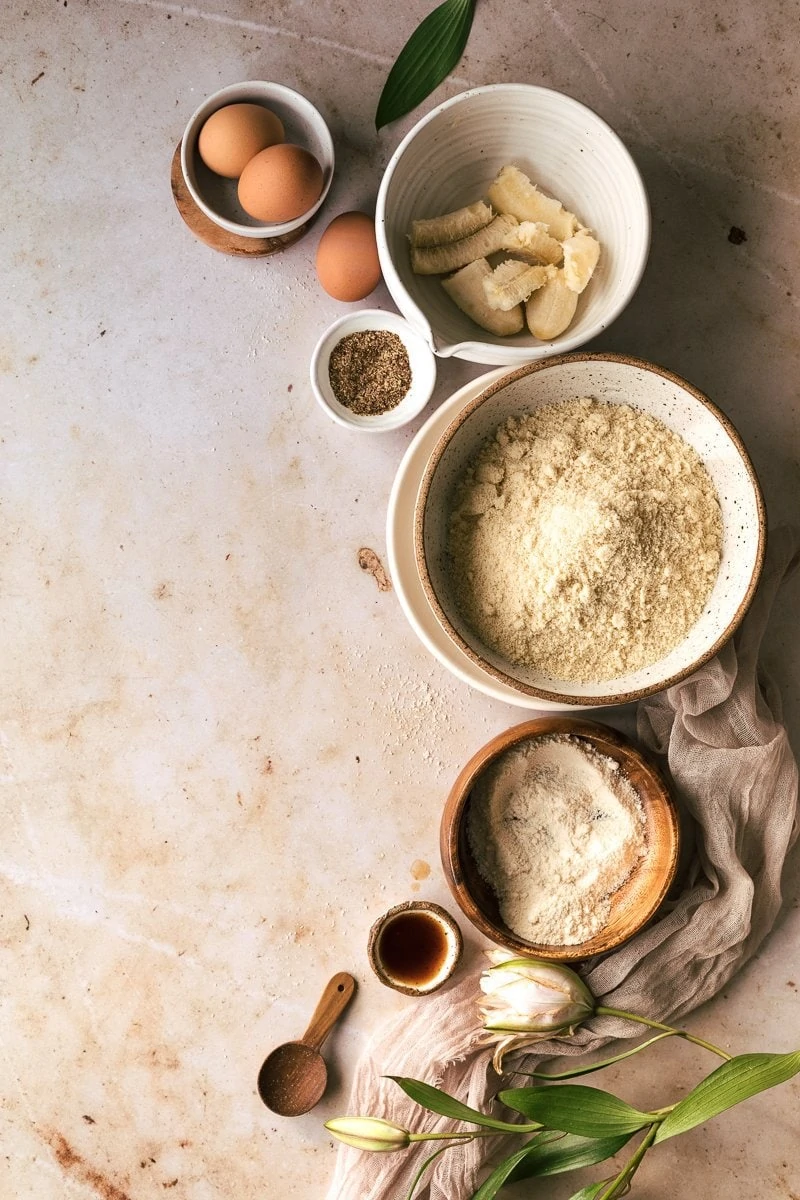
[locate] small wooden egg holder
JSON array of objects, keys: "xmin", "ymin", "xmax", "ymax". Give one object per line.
[{"xmin": 170, "ymin": 143, "xmax": 312, "ymax": 257}]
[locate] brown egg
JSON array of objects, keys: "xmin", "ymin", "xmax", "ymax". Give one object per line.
[
  {"xmin": 198, "ymin": 103, "xmax": 284, "ymax": 179},
  {"xmin": 237, "ymin": 144, "xmax": 323, "ymax": 223},
  {"xmin": 315, "ymin": 212, "xmax": 382, "ymax": 302}
]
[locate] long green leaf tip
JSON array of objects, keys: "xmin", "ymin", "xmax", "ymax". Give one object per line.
[
  {"xmin": 375, "ymin": 0, "xmax": 477, "ymax": 130},
  {"xmin": 654, "ymin": 1050, "xmax": 800, "ymax": 1143},
  {"xmin": 388, "ymin": 1076, "xmax": 538, "ymax": 1132}
]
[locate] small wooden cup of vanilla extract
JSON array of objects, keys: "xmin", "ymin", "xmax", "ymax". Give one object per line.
[{"xmin": 368, "ymin": 901, "xmax": 463, "ymax": 996}]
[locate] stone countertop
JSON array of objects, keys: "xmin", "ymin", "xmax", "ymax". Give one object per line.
[{"xmin": 2, "ymin": 1, "xmax": 799, "ymax": 1198}]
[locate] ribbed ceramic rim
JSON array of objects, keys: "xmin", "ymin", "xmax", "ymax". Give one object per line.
[
  {"xmin": 180, "ymin": 81, "xmax": 335, "ymax": 238},
  {"xmin": 439, "ymin": 717, "xmax": 680, "ymax": 961},
  {"xmin": 415, "ymin": 352, "xmax": 767, "ymax": 706},
  {"xmin": 375, "ymin": 83, "xmax": 651, "ymax": 364}
]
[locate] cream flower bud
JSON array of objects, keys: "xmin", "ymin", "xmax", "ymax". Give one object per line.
[
  {"xmin": 480, "ymin": 953, "xmax": 595, "ymax": 1031},
  {"xmin": 479, "ymin": 952, "xmax": 595, "ymax": 1072},
  {"xmin": 324, "ymin": 1116, "xmax": 411, "ymax": 1153}
]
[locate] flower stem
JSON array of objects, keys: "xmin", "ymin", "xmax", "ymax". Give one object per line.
[
  {"xmin": 408, "ymin": 1129, "xmax": 515, "ymax": 1143},
  {"xmin": 595, "ymin": 1122, "xmax": 659, "ymax": 1200},
  {"xmin": 596, "ymin": 1006, "xmax": 732, "ymax": 1061},
  {"xmin": 511, "ymin": 1030, "xmax": 678, "ymax": 1080}
]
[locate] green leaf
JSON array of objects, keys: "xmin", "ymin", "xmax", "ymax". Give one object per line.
[
  {"xmin": 499, "ymin": 1086, "xmax": 653, "ymax": 1138},
  {"xmin": 566, "ymin": 1184, "xmax": 612, "ymax": 1200},
  {"xmin": 654, "ymin": 1051, "xmax": 800, "ymax": 1143},
  {"xmin": 389, "ymin": 1077, "xmax": 537, "ymax": 1133},
  {"xmin": 470, "ymin": 1136, "xmax": 552, "ymax": 1200},
  {"xmin": 375, "ymin": 0, "xmax": 476, "ymax": 130},
  {"xmin": 405, "ymin": 1144, "xmax": 455, "ymax": 1200},
  {"xmin": 507, "ymin": 1131, "xmax": 634, "ymax": 1182}
]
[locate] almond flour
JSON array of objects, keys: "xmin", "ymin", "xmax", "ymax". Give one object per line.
[
  {"xmin": 448, "ymin": 397, "xmax": 723, "ymax": 682},
  {"xmin": 467, "ymin": 735, "xmax": 647, "ymax": 945}
]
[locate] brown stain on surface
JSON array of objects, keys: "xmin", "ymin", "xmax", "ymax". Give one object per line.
[
  {"xmin": 48, "ymin": 1132, "xmax": 132, "ymax": 1200},
  {"xmin": 357, "ymin": 547, "xmax": 392, "ymax": 592}
]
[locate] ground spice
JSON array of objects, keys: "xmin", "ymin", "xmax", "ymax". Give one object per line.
[{"xmin": 328, "ymin": 329, "xmax": 412, "ymax": 415}]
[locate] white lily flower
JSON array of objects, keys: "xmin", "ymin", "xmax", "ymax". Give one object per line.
[{"xmin": 479, "ymin": 951, "xmax": 595, "ymax": 1072}]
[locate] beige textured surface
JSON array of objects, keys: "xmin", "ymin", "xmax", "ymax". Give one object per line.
[{"xmin": 1, "ymin": 2, "xmax": 798, "ymax": 1198}]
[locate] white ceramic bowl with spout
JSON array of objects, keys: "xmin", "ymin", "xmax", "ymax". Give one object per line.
[{"xmin": 375, "ymin": 84, "xmax": 650, "ymax": 365}]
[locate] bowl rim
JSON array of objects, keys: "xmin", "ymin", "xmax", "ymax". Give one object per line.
[
  {"xmin": 180, "ymin": 80, "xmax": 335, "ymax": 238},
  {"xmin": 415, "ymin": 351, "xmax": 767, "ymax": 705},
  {"xmin": 367, "ymin": 899, "xmax": 463, "ymax": 995},
  {"xmin": 375, "ymin": 83, "xmax": 651, "ymax": 364},
  {"xmin": 309, "ymin": 308, "xmax": 438, "ymax": 432},
  {"xmin": 439, "ymin": 717, "xmax": 681, "ymax": 961}
]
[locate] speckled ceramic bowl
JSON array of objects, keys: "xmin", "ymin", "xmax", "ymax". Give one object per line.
[{"xmin": 415, "ymin": 353, "xmax": 766, "ymax": 706}]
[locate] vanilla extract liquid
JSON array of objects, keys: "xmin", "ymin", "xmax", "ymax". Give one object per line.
[{"xmin": 377, "ymin": 910, "xmax": 450, "ymax": 987}]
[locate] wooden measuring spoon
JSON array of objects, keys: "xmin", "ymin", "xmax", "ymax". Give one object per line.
[{"xmin": 257, "ymin": 972, "xmax": 356, "ymax": 1116}]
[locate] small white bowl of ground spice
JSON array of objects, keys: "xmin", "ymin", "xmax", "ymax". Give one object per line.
[{"xmin": 310, "ymin": 309, "xmax": 437, "ymax": 432}]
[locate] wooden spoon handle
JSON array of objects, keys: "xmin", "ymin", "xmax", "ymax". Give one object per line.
[{"xmin": 301, "ymin": 972, "xmax": 357, "ymax": 1053}]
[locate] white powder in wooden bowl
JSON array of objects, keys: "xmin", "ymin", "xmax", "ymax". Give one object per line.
[
  {"xmin": 467, "ymin": 735, "xmax": 647, "ymax": 945},
  {"xmin": 447, "ymin": 397, "xmax": 723, "ymax": 682}
]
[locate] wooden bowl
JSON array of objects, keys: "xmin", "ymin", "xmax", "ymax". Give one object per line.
[
  {"xmin": 367, "ymin": 900, "xmax": 463, "ymax": 996},
  {"xmin": 440, "ymin": 717, "xmax": 679, "ymax": 962}
]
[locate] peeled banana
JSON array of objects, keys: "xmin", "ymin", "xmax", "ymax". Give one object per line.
[
  {"xmin": 487, "ymin": 165, "xmax": 578, "ymax": 242},
  {"xmin": 410, "ymin": 213, "xmax": 519, "ymax": 275},
  {"xmin": 502, "ymin": 220, "xmax": 563, "ymax": 266},
  {"xmin": 563, "ymin": 229, "xmax": 601, "ymax": 292},
  {"xmin": 406, "ymin": 163, "xmax": 600, "ymax": 339},
  {"xmin": 483, "ymin": 260, "xmax": 553, "ymax": 311},
  {"xmin": 525, "ymin": 269, "xmax": 579, "ymax": 340},
  {"xmin": 442, "ymin": 259, "xmax": 524, "ymax": 336},
  {"xmin": 410, "ymin": 201, "xmax": 493, "ymax": 248}
]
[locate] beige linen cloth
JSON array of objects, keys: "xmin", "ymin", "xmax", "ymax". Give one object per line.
[{"xmin": 325, "ymin": 526, "xmax": 800, "ymax": 1200}]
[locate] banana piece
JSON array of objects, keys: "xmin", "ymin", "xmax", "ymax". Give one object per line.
[
  {"xmin": 410, "ymin": 201, "xmax": 493, "ymax": 248},
  {"xmin": 501, "ymin": 220, "xmax": 563, "ymax": 266},
  {"xmin": 410, "ymin": 213, "xmax": 519, "ymax": 275},
  {"xmin": 442, "ymin": 259, "xmax": 524, "ymax": 336},
  {"xmin": 563, "ymin": 228, "xmax": 601, "ymax": 292},
  {"xmin": 488, "ymin": 165, "xmax": 578, "ymax": 242},
  {"xmin": 483, "ymin": 260, "xmax": 553, "ymax": 311},
  {"xmin": 525, "ymin": 268, "xmax": 579, "ymax": 339}
]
